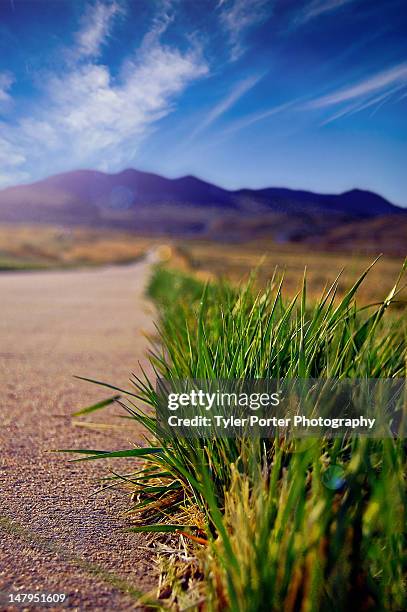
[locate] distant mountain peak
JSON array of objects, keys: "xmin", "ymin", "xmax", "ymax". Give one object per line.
[{"xmin": 0, "ymin": 168, "xmax": 404, "ymax": 238}]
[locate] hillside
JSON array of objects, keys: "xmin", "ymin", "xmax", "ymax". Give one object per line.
[
  {"xmin": 309, "ymin": 214, "xmax": 407, "ymax": 257},
  {"xmin": 0, "ymin": 169, "xmax": 405, "ymax": 248}
]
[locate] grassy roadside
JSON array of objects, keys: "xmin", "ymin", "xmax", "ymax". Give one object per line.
[
  {"xmin": 170, "ymin": 239, "xmax": 407, "ymax": 307},
  {"xmin": 70, "ymin": 261, "xmax": 407, "ymax": 610},
  {"xmin": 1, "ymin": 223, "xmax": 405, "ymax": 310},
  {"xmin": 0, "ymin": 257, "xmax": 53, "ymax": 271}
]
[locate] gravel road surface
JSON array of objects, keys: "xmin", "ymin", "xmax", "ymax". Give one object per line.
[{"xmin": 0, "ymin": 258, "xmax": 159, "ymax": 610}]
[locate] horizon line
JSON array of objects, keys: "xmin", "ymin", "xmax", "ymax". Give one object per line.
[{"xmin": 1, "ymin": 165, "xmax": 405, "ymax": 209}]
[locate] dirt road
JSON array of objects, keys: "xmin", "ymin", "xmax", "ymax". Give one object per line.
[{"xmin": 0, "ymin": 257, "xmax": 159, "ymax": 610}]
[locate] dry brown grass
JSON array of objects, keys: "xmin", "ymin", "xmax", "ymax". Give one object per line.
[
  {"xmin": 0, "ymin": 224, "xmax": 158, "ymax": 269},
  {"xmin": 169, "ymin": 239, "xmax": 407, "ymax": 307},
  {"xmin": 1, "ymin": 224, "xmax": 404, "ymax": 307}
]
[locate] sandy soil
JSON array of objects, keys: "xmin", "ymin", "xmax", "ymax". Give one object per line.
[{"xmin": 0, "ymin": 257, "xmax": 160, "ymax": 610}]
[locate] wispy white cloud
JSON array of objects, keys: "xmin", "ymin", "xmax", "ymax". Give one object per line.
[
  {"xmin": 0, "ymin": 131, "xmax": 28, "ymax": 187},
  {"xmin": 0, "ymin": 1, "xmax": 209, "ymax": 187},
  {"xmin": 368, "ymin": 84, "xmax": 404, "ymax": 117},
  {"xmin": 221, "ymin": 98, "xmax": 297, "ymax": 136},
  {"xmin": 219, "ymin": 63, "xmax": 407, "ymax": 134},
  {"xmin": 393, "ymin": 90, "xmax": 407, "ymax": 104},
  {"xmin": 0, "ymin": 169, "xmax": 29, "ymax": 187},
  {"xmin": 219, "ymin": 0, "xmax": 271, "ymax": 61},
  {"xmin": 319, "ymin": 84, "xmax": 406, "ymax": 125},
  {"xmin": 140, "ymin": 0, "xmax": 174, "ymax": 50},
  {"xmin": 188, "ymin": 74, "xmax": 262, "ymax": 140},
  {"xmin": 0, "ymin": 72, "xmax": 14, "ymax": 103},
  {"xmin": 73, "ymin": 0, "xmax": 123, "ymax": 59},
  {"xmin": 306, "ymin": 62, "xmax": 407, "ymax": 109},
  {"xmin": 296, "ymin": 0, "xmax": 356, "ymax": 25},
  {"xmin": 0, "ymin": 133, "xmax": 25, "ymax": 167},
  {"xmin": 27, "ymin": 47, "xmax": 207, "ymax": 163}
]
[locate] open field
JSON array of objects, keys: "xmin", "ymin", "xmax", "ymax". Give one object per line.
[
  {"xmin": 0, "ymin": 224, "xmax": 159, "ymax": 270},
  {"xmin": 1, "ymin": 224, "xmax": 404, "ymax": 307},
  {"xmin": 171, "ymin": 239, "xmax": 407, "ymax": 306}
]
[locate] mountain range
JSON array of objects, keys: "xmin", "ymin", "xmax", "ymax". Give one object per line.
[{"xmin": 0, "ymin": 168, "xmax": 405, "ymax": 252}]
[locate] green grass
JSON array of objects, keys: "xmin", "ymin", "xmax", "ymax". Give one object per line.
[
  {"xmin": 69, "ymin": 261, "xmax": 407, "ymax": 610},
  {"xmin": 0, "ymin": 256, "xmax": 51, "ymax": 271}
]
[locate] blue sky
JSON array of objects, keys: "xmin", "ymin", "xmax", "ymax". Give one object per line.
[{"xmin": 0, "ymin": 0, "xmax": 406, "ymax": 205}]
